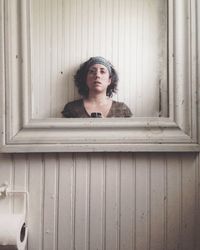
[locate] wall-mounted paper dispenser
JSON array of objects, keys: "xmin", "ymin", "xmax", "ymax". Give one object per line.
[{"xmin": 0, "ymin": 183, "xmax": 29, "ymax": 250}]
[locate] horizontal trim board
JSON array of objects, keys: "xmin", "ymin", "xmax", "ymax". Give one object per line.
[{"xmin": 1, "ymin": 144, "xmax": 200, "ymax": 153}]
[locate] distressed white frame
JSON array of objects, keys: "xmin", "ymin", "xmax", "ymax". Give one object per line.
[{"xmin": 0, "ymin": 0, "xmax": 199, "ymax": 152}]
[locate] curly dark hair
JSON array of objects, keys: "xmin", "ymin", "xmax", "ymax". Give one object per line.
[{"xmin": 74, "ymin": 57, "xmax": 118, "ymax": 98}]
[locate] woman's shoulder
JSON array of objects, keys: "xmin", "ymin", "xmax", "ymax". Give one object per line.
[
  {"xmin": 112, "ymin": 100, "xmax": 132, "ymax": 112},
  {"xmin": 64, "ymin": 99, "xmax": 83, "ymax": 108},
  {"xmin": 109, "ymin": 100, "xmax": 133, "ymax": 117},
  {"xmin": 62, "ymin": 99, "xmax": 87, "ymax": 118},
  {"xmin": 112, "ymin": 100, "xmax": 127, "ymax": 107}
]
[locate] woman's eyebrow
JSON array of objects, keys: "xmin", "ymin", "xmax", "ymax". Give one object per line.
[
  {"xmin": 90, "ymin": 66, "xmax": 107, "ymax": 69},
  {"xmin": 98, "ymin": 68, "xmax": 106, "ymax": 71}
]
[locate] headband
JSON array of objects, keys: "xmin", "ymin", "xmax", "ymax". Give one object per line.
[{"xmin": 86, "ymin": 56, "xmax": 112, "ymax": 74}]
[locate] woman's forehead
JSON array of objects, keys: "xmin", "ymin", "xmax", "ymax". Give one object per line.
[{"xmin": 89, "ymin": 64, "xmax": 108, "ymax": 70}]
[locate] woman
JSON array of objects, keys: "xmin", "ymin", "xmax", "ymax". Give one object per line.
[{"xmin": 62, "ymin": 56, "xmax": 132, "ymax": 118}]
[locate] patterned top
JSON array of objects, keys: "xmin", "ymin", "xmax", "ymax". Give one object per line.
[{"xmin": 62, "ymin": 99, "xmax": 132, "ymax": 118}]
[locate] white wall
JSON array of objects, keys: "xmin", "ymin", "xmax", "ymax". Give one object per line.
[
  {"xmin": 0, "ymin": 0, "xmax": 200, "ymax": 249},
  {"xmin": 0, "ymin": 152, "xmax": 199, "ymax": 250}
]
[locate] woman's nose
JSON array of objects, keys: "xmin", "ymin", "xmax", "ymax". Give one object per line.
[{"xmin": 95, "ymin": 70, "xmax": 101, "ymax": 78}]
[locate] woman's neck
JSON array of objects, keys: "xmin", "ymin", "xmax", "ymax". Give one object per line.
[{"xmin": 86, "ymin": 93, "xmax": 110, "ymax": 105}]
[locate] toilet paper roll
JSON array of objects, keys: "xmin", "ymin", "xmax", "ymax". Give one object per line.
[{"xmin": 0, "ymin": 214, "xmax": 28, "ymax": 250}]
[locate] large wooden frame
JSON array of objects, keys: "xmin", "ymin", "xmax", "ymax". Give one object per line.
[{"xmin": 0, "ymin": 0, "xmax": 199, "ymax": 152}]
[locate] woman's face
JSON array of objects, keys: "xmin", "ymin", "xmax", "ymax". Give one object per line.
[{"xmin": 86, "ymin": 64, "xmax": 111, "ymax": 95}]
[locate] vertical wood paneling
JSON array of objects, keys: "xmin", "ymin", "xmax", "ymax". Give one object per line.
[
  {"xmin": 51, "ymin": 0, "xmax": 60, "ymax": 117},
  {"xmin": 105, "ymin": 153, "xmax": 120, "ymax": 250},
  {"xmin": 30, "ymin": 0, "xmax": 167, "ymax": 118},
  {"xmin": 120, "ymin": 154, "xmax": 135, "ymax": 250},
  {"xmin": 0, "ymin": 154, "xmax": 13, "ymax": 213},
  {"xmin": 57, "ymin": 153, "xmax": 74, "ymax": 250},
  {"xmin": 12, "ymin": 154, "xmax": 28, "ymax": 214},
  {"xmin": 135, "ymin": 153, "xmax": 150, "ymax": 250},
  {"xmin": 43, "ymin": 154, "xmax": 58, "ymax": 250},
  {"xmin": 149, "ymin": 154, "xmax": 165, "ymax": 250},
  {"xmin": 181, "ymin": 153, "xmax": 196, "ymax": 250},
  {"xmin": 166, "ymin": 154, "xmax": 181, "ymax": 250},
  {"xmin": 195, "ymin": 154, "xmax": 200, "ymax": 250},
  {"xmin": 0, "ymin": 152, "xmax": 200, "ymax": 250},
  {"xmin": 74, "ymin": 153, "xmax": 90, "ymax": 250},
  {"xmin": 89, "ymin": 153, "xmax": 105, "ymax": 250},
  {"xmin": 28, "ymin": 154, "xmax": 44, "ymax": 250}
]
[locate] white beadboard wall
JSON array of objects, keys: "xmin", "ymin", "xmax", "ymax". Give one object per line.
[
  {"xmin": 1, "ymin": 1, "xmax": 200, "ymax": 250},
  {"xmin": 0, "ymin": 152, "xmax": 199, "ymax": 250},
  {"xmin": 30, "ymin": 0, "xmax": 167, "ymax": 118}
]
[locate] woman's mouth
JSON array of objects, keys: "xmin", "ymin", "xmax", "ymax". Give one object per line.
[{"xmin": 94, "ymin": 81, "xmax": 101, "ymax": 85}]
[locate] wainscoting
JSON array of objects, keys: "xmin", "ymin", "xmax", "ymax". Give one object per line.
[{"xmin": 0, "ymin": 152, "xmax": 199, "ymax": 250}]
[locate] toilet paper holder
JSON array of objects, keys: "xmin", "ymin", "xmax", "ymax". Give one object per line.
[{"xmin": 0, "ymin": 182, "xmax": 29, "ymax": 221}]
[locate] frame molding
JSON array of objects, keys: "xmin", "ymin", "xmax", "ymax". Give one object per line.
[{"xmin": 0, "ymin": 0, "xmax": 199, "ymax": 152}]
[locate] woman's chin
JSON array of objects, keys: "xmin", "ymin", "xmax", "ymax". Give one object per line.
[{"xmin": 91, "ymin": 87, "xmax": 104, "ymax": 93}]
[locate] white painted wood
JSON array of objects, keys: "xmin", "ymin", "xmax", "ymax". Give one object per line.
[
  {"xmin": 120, "ymin": 154, "xmax": 135, "ymax": 250},
  {"xmin": 57, "ymin": 153, "xmax": 74, "ymax": 250},
  {"xmin": 11, "ymin": 118, "xmax": 194, "ymax": 142},
  {"xmin": 2, "ymin": 143, "xmax": 200, "ymax": 153},
  {"xmin": 104, "ymin": 153, "xmax": 120, "ymax": 250},
  {"xmin": 43, "ymin": 154, "xmax": 58, "ymax": 250},
  {"xmin": 0, "ymin": 154, "xmax": 13, "ymax": 213},
  {"xmin": 0, "ymin": 152, "xmax": 200, "ymax": 250},
  {"xmin": 174, "ymin": 0, "xmax": 191, "ymax": 134},
  {"xmin": 0, "ymin": 0, "xmax": 199, "ymax": 152},
  {"xmin": 2, "ymin": 118, "xmax": 199, "ymax": 152},
  {"xmin": 4, "ymin": 0, "xmax": 22, "ymax": 137},
  {"xmin": 181, "ymin": 153, "xmax": 196, "ymax": 250},
  {"xmin": 195, "ymin": 154, "xmax": 200, "ymax": 250},
  {"xmin": 12, "ymin": 154, "xmax": 28, "ymax": 214},
  {"xmin": 27, "ymin": 154, "xmax": 44, "ymax": 250},
  {"xmin": 0, "ymin": 6, "xmax": 200, "ymax": 250},
  {"xmin": 135, "ymin": 154, "xmax": 150, "ymax": 250},
  {"xmin": 0, "ymin": 0, "xmax": 5, "ymax": 148},
  {"xmin": 89, "ymin": 153, "xmax": 105, "ymax": 250},
  {"xmin": 166, "ymin": 153, "xmax": 181, "ymax": 250},
  {"xmin": 74, "ymin": 153, "xmax": 90, "ymax": 250},
  {"xmin": 198, "ymin": 0, "xmax": 200, "ymax": 145},
  {"xmin": 149, "ymin": 153, "xmax": 165, "ymax": 250}
]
